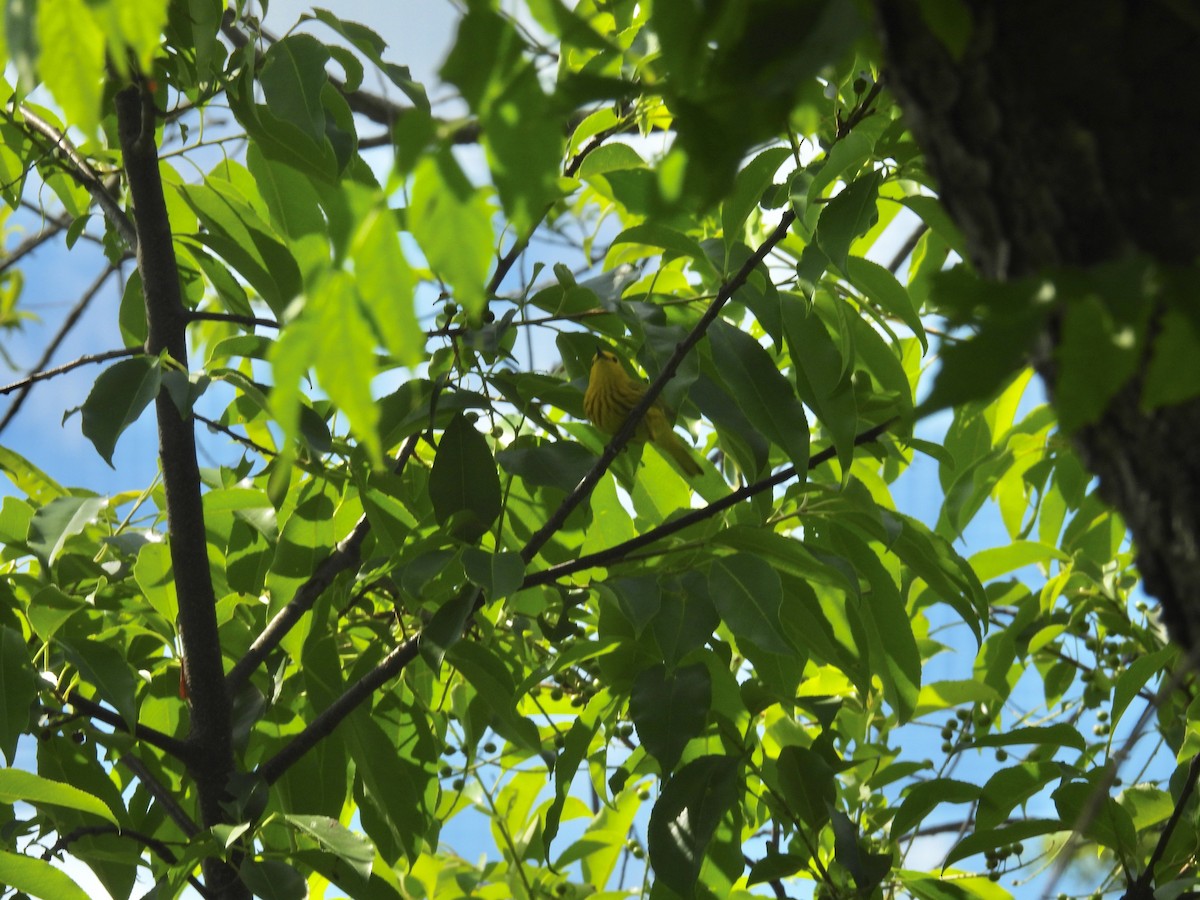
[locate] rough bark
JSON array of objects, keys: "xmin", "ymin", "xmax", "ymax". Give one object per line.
[
  {"xmin": 116, "ymin": 85, "xmax": 248, "ymax": 899},
  {"xmin": 875, "ymin": 1, "xmax": 1200, "ymax": 647}
]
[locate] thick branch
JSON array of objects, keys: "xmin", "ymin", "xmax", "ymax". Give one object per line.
[{"xmin": 116, "ymin": 83, "xmax": 242, "ymax": 898}]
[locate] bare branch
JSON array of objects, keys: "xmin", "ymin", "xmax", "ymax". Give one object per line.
[
  {"xmin": 187, "ymin": 310, "xmax": 279, "ymax": 330},
  {"xmin": 0, "ymin": 265, "xmax": 119, "ymax": 436},
  {"xmin": 17, "ymin": 106, "xmax": 138, "ymax": 249},
  {"xmin": 0, "ymin": 346, "xmax": 142, "ymax": 397}
]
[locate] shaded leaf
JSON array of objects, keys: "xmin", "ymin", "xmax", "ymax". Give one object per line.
[
  {"xmin": 630, "ymin": 663, "xmax": 711, "ymax": 773},
  {"xmin": 80, "ymin": 357, "xmax": 161, "ymax": 467}
]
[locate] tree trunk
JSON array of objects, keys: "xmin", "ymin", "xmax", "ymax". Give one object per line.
[{"xmin": 874, "ymin": 1, "xmax": 1200, "ymax": 647}]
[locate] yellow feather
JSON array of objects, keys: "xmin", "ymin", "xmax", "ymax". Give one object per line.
[{"xmin": 584, "ymin": 349, "xmax": 703, "ymax": 477}]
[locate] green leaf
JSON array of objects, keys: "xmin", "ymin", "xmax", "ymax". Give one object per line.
[
  {"xmin": 25, "ymin": 586, "xmax": 82, "ymax": 643},
  {"xmin": 893, "ymin": 779, "xmax": 979, "ymax": 838},
  {"xmin": 0, "ymin": 446, "xmax": 65, "ymax": 503},
  {"xmin": 80, "ymin": 357, "xmax": 161, "ymax": 467},
  {"xmin": 347, "ymin": 185, "xmax": 422, "ymax": 366},
  {"xmin": 831, "ymin": 808, "xmax": 890, "ymax": 894},
  {"xmin": 544, "ymin": 716, "xmax": 596, "ymax": 856},
  {"xmin": 270, "ymin": 269, "xmax": 382, "ymax": 463},
  {"xmin": 648, "ymin": 755, "xmax": 740, "ymax": 897},
  {"xmin": 612, "ymin": 223, "xmax": 719, "ymax": 283},
  {"xmin": 497, "ymin": 439, "xmax": 597, "ymax": 494},
  {"xmin": 1051, "ymin": 780, "xmax": 1136, "ymax": 854},
  {"xmin": 37, "ymin": 0, "xmax": 105, "ymax": 137},
  {"xmin": 283, "ymin": 815, "xmax": 374, "ymax": 880},
  {"xmin": 708, "ymin": 554, "xmax": 790, "ymax": 655},
  {"xmin": 239, "ymin": 859, "xmax": 307, "ymax": 900},
  {"xmin": 260, "ymin": 35, "xmax": 331, "ymax": 146},
  {"xmin": 915, "ymin": 0, "xmax": 974, "ymax": 59},
  {"xmin": 977, "ymin": 762, "xmax": 1067, "ymax": 831},
  {"xmin": 441, "ymin": 4, "xmax": 562, "ymax": 230},
  {"xmin": 968, "ymin": 541, "xmax": 1070, "ymax": 582},
  {"xmin": 966, "ymin": 725, "xmax": 1086, "ymax": 753},
  {"xmin": 61, "ymin": 638, "xmax": 139, "ymax": 731},
  {"xmin": 446, "ymin": 641, "xmax": 540, "ymax": 751},
  {"xmin": 0, "ymin": 626, "xmax": 37, "ymax": 764},
  {"xmin": 945, "ymin": 819, "xmax": 1065, "ymax": 867},
  {"xmin": 0, "ymin": 849, "xmax": 91, "ymax": 900},
  {"xmin": 409, "ymin": 151, "xmax": 494, "ymax": 321},
  {"xmin": 462, "ymin": 549, "xmax": 525, "ymax": 601},
  {"xmin": 708, "ymin": 320, "xmax": 810, "ymax": 475},
  {"xmin": 774, "ymin": 745, "xmax": 836, "ymax": 831},
  {"xmin": 1143, "ymin": 307, "xmax": 1200, "ymax": 409},
  {"xmin": 267, "ymin": 486, "xmax": 337, "ymax": 658},
  {"xmin": 27, "ymin": 496, "xmax": 107, "ymax": 567},
  {"xmin": 177, "ymin": 178, "xmax": 303, "ymax": 316},
  {"xmin": 720, "ymin": 148, "xmax": 796, "ymax": 247},
  {"xmin": 133, "ymin": 541, "xmax": 178, "ymax": 622},
  {"xmin": 0, "ymin": 769, "xmax": 118, "ymax": 825},
  {"xmin": 845, "ymin": 256, "xmax": 926, "ymax": 350},
  {"xmin": 782, "ymin": 296, "xmax": 856, "ymax": 476},
  {"xmin": 815, "ymin": 169, "xmax": 883, "ymax": 273},
  {"xmin": 306, "ymin": 9, "xmax": 428, "ymax": 109},
  {"xmin": 1055, "ymin": 289, "xmax": 1146, "ymax": 432},
  {"xmin": 429, "ymin": 413, "xmax": 502, "ymax": 544},
  {"xmin": 1111, "ymin": 645, "xmax": 1176, "ymax": 732},
  {"xmin": 630, "ymin": 663, "xmax": 711, "ymax": 773}
]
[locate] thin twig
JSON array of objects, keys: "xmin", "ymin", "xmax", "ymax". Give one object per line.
[
  {"xmin": 888, "ymin": 222, "xmax": 928, "ymax": 275},
  {"xmin": 45, "ymin": 825, "xmax": 212, "ymax": 898},
  {"xmin": 522, "ymin": 420, "xmax": 895, "ymax": 587},
  {"xmin": 0, "ymin": 346, "xmax": 142, "ymax": 396},
  {"xmin": 17, "ymin": 106, "xmax": 137, "ymax": 249},
  {"xmin": 187, "ymin": 310, "xmax": 279, "ymax": 330},
  {"xmin": 0, "ymin": 222, "xmax": 65, "ymax": 277},
  {"xmin": 0, "ymin": 265, "xmax": 119, "ymax": 435},
  {"xmin": 193, "ymin": 413, "xmax": 278, "ymax": 458}
]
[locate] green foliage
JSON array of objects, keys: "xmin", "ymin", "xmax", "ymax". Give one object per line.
[{"xmin": 0, "ymin": 3, "xmax": 1188, "ymax": 900}]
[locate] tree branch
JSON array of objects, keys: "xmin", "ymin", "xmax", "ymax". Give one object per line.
[
  {"xmin": 523, "ymin": 420, "xmax": 896, "ymax": 588},
  {"xmin": 256, "ymin": 635, "xmax": 421, "ymax": 784},
  {"xmin": 117, "ymin": 82, "xmax": 242, "ymax": 898},
  {"xmin": 48, "ymin": 695, "xmax": 190, "ymax": 762},
  {"xmin": 17, "ymin": 106, "xmax": 138, "ymax": 249},
  {"xmin": 45, "ymin": 825, "xmax": 211, "ymax": 898},
  {"xmin": 187, "ymin": 310, "xmax": 279, "ymax": 330},
  {"xmin": 118, "ymin": 754, "xmax": 201, "ymax": 839},
  {"xmin": 519, "ymin": 208, "xmax": 798, "ymax": 565},
  {"xmin": 226, "ymin": 433, "xmax": 422, "ymax": 693},
  {"xmin": 0, "ymin": 346, "xmax": 141, "ymax": 397},
  {"xmin": 0, "ymin": 265, "xmax": 119, "ymax": 436}
]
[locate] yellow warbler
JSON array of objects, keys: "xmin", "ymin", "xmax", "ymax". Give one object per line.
[{"xmin": 583, "ymin": 348, "xmax": 703, "ymax": 477}]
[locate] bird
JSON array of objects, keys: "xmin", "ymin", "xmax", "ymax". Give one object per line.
[{"xmin": 583, "ymin": 347, "xmax": 703, "ymax": 477}]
